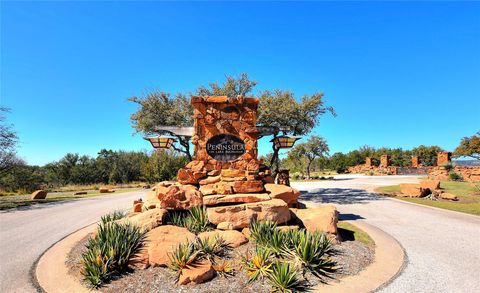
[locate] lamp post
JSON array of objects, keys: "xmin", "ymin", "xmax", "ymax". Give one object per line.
[
  {"xmin": 271, "ymin": 135, "xmax": 301, "ymax": 149},
  {"xmin": 144, "ymin": 136, "xmax": 177, "ymax": 149}
]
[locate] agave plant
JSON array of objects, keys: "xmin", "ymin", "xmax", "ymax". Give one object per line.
[
  {"xmin": 194, "ymin": 236, "xmax": 231, "ymax": 261},
  {"xmin": 100, "ymin": 210, "xmax": 126, "ymax": 224},
  {"xmin": 243, "ymin": 246, "xmax": 274, "ymax": 282},
  {"xmin": 81, "ymin": 222, "xmax": 146, "ymax": 288},
  {"xmin": 268, "ymin": 262, "xmax": 307, "ymax": 293},
  {"xmin": 167, "ymin": 210, "xmax": 188, "ymax": 227},
  {"xmin": 168, "ymin": 241, "xmax": 199, "ymax": 273},
  {"xmin": 287, "ymin": 231, "xmax": 336, "ymax": 279},
  {"xmin": 212, "ymin": 258, "xmax": 235, "ymax": 277},
  {"xmin": 249, "ymin": 220, "xmax": 278, "ymax": 246},
  {"xmin": 185, "ymin": 206, "xmax": 211, "ymax": 233}
]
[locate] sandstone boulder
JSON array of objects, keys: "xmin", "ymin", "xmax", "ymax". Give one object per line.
[
  {"xmin": 221, "ymin": 169, "xmax": 246, "ymax": 178},
  {"xmin": 133, "ymin": 200, "xmax": 143, "ymax": 213},
  {"xmin": 199, "ymin": 175, "xmax": 221, "ymax": 185},
  {"xmin": 233, "ymin": 180, "xmax": 264, "ymax": 193},
  {"xmin": 116, "ymin": 208, "xmax": 168, "ymax": 231},
  {"xmin": 145, "ymin": 191, "xmax": 161, "ymax": 209},
  {"xmin": 439, "ymin": 192, "xmax": 458, "ymax": 201},
  {"xmin": 198, "ymin": 229, "xmax": 248, "ymax": 247},
  {"xmin": 264, "ymin": 184, "xmax": 300, "ymax": 205},
  {"xmin": 177, "ymin": 168, "xmax": 200, "ymax": 185},
  {"xmin": 400, "ymin": 183, "xmax": 430, "ymax": 197},
  {"xmin": 202, "ymin": 193, "xmax": 271, "ymax": 206},
  {"xmin": 290, "ymin": 205, "xmax": 339, "ymax": 237},
  {"xmin": 128, "ymin": 247, "xmax": 150, "ymax": 269},
  {"xmin": 146, "ymin": 225, "xmax": 196, "ymax": 266},
  {"xmin": 199, "ymin": 184, "xmax": 216, "ymax": 196},
  {"xmin": 178, "ymin": 260, "xmax": 215, "ymax": 285},
  {"xmin": 160, "ymin": 185, "xmax": 203, "ymax": 210},
  {"xmin": 207, "ymin": 199, "xmax": 291, "ymax": 229},
  {"xmin": 420, "ymin": 180, "xmax": 441, "ymax": 191},
  {"xmin": 99, "ymin": 186, "xmax": 113, "ymax": 193},
  {"xmin": 31, "ymin": 190, "xmax": 47, "ymax": 200}
]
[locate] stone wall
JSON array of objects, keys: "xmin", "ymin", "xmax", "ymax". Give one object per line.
[
  {"xmin": 177, "ymin": 96, "xmax": 272, "ymax": 194},
  {"xmin": 437, "ymin": 151, "xmax": 451, "ymax": 166},
  {"xmin": 429, "ymin": 166, "xmax": 480, "ymax": 182}
]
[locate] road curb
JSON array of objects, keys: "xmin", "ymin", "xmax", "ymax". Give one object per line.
[
  {"xmin": 314, "ymin": 220, "xmax": 406, "ymax": 293},
  {"xmin": 388, "ymin": 197, "xmax": 480, "ymax": 218},
  {"xmin": 35, "ymin": 224, "xmax": 97, "ymax": 293}
]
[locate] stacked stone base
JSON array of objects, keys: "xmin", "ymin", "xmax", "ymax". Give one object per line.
[
  {"xmin": 428, "ymin": 166, "xmax": 480, "ymax": 182},
  {"xmin": 347, "ymin": 164, "xmax": 398, "ymax": 175}
]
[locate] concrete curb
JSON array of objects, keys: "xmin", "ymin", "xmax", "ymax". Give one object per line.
[
  {"xmin": 35, "ymin": 224, "xmax": 97, "ymax": 293},
  {"xmin": 35, "ymin": 221, "xmax": 405, "ymax": 293},
  {"xmin": 314, "ymin": 220, "xmax": 406, "ymax": 293}
]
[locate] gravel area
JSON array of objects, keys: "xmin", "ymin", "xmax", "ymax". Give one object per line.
[{"xmin": 66, "ymin": 231, "xmax": 374, "ymax": 292}]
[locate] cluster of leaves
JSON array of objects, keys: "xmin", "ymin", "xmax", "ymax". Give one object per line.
[
  {"xmin": 81, "ymin": 221, "xmax": 146, "ymax": 288},
  {"xmin": 244, "ymin": 220, "xmax": 336, "ymax": 292},
  {"xmin": 167, "ymin": 206, "xmax": 212, "ymax": 234},
  {"xmin": 100, "ymin": 210, "xmax": 126, "ymax": 224},
  {"xmin": 168, "ymin": 236, "xmax": 233, "ymax": 278}
]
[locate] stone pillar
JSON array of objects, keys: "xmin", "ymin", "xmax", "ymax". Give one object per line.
[
  {"xmin": 365, "ymin": 157, "xmax": 373, "ymax": 167},
  {"xmin": 380, "ymin": 155, "xmax": 390, "ymax": 168},
  {"xmin": 437, "ymin": 152, "xmax": 451, "ymax": 166},
  {"xmin": 411, "ymin": 156, "xmax": 419, "ymax": 168}
]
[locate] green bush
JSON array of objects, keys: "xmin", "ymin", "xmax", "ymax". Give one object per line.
[
  {"xmin": 167, "ymin": 206, "xmax": 211, "ymax": 234},
  {"xmin": 168, "ymin": 241, "xmax": 199, "ymax": 274},
  {"xmin": 194, "ymin": 236, "xmax": 231, "ymax": 262},
  {"xmin": 81, "ymin": 222, "xmax": 146, "ymax": 288},
  {"xmin": 243, "ymin": 246, "xmax": 274, "ymax": 282},
  {"xmin": 249, "ymin": 220, "xmax": 278, "ymax": 246},
  {"xmin": 443, "ymin": 163, "xmax": 454, "ymax": 172},
  {"xmin": 449, "ymin": 172, "xmax": 463, "ymax": 181},
  {"xmin": 268, "ymin": 262, "xmax": 306, "ymax": 293}
]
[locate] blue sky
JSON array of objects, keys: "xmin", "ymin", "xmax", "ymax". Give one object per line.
[{"xmin": 1, "ymin": 1, "xmax": 479, "ymax": 166}]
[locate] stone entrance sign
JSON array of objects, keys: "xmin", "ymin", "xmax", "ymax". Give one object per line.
[
  {"xmin": 206, "ymin": 134, "xmax": 246, "ymax": 161},
  {"xmin": 176, "ymin": 95, "xmax": 272, "ymax": 193}
]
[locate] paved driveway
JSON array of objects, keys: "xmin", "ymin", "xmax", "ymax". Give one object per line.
[
  {"xmin": 0, "ymin": 190, "xmax": 147, "ymax": 293},
  {"xmin": 292, "ymin": 175, "xmax": 480, "ymax": 293}
]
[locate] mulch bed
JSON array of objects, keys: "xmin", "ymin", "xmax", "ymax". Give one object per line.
[{"xmin": 66, "ymin": 232, "xmax": 374, "ymax": 292}]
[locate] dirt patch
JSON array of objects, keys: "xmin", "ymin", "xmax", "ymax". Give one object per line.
[{"xmin": 66, "ymin": 233, "xmax": 374, "ymax": 292}]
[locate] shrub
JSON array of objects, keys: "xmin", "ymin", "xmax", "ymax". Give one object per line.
[
  {"xmin": 291, "ymin": 172, "xmax": 302, "ymax": 180},
  {"xmin": 168, "ymin": 241, "xmax": 199, "ymax": 273},
  {"xmin": 443, "ymin": 163, "xmax": 454, "ymax": 172},
  {"xmin": 194, "ymin": 236, "xmax": 231, "ymax": 262},
  {"xmin": 167, "ymin": 210, "xmax": 188, "ymax": 227},
  {"xmin": 286, "ymin": 231, "xmax": 336, "ymax": 279},
  {"xmin": 268, "ymin": 262, "xmax": 306, "ymax": 293},
  {"xmin": 243, "ymin": 246, "xmax": 274, "ymax": 282},
  {"xmin": 100, "ymin": 210, "xmax": 126, "ymax": 224},
  {"xmin": 81, "ymin": 222, "xmax": 146, "ymax": 288},
  {"xmin": 449, "ymin": 172, "xmax": 463, "ymax": 181}
]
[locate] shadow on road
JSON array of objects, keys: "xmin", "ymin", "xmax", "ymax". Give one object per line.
[{"xmin": 299, "ymin": 188, "xmax": 384, "ymax": 205}]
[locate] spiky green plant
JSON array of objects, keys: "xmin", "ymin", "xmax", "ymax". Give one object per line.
[
  {"xmin": 168, "ymin": 241, "xmax": 199, "ymax": 273},
  {"xmin": 212, "ymin": 258, "xmax": 235, "ymax": 277},
  {"xmin": 185, "ymin": 206, "xmax": 211, "ymax": 233},
  {"xmin": 100, "ymin": 210, "xmax": 126, "ymax": 224},
  {"xmin": 243, "ymin": 246, "xmax": 274, "ymax": 282},
  {"xmin": 268, "ymin": 262, "xmax": 307, "ymax": 293},
  {"xmin": 249, "ymin": 220, "xmax": 278, "ymax": 246},
  {"xmin": 194, "ymin": 236, "xmax": 231, "ymax": 261},
  {"xmin": 81, "ymin": 222, "xmax": 146, "ymax": 288},
  {"xmin": 167, "ymin": 210, "xmax": 188, "ymax": 227},
  {"xmin": 287, "ymin": 231, "xmax": 336, "ymax": 279}
]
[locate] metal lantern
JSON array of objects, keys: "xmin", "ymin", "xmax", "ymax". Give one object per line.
[
  {"xmin": 271, "ymin": 135, "xmax": 301, "ymax": 149},
  {"xmin": 144, "ymin": 136, "xmax": 177, "ymax": 149}
]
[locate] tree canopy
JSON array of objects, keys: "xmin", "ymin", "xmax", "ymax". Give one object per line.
[
  {"xmin": 0, "ymin": 107, "xmax": 19, "ymax": 175},
  {"xmin": 454, "ymin": 131, "xmax": 480, "ymax": 160},
  {"xmin": 288, "ymin": 135, "xmax": 329, "ymax": 178}
]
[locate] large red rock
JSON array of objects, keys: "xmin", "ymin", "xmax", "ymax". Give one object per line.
[
  {"xmin": 202, "ymin": 193, "xmax": 271, "ymax": 206},
  {"xmin": 159, "ymin": 185, "xmax": 203, "ymax": 210},
  {"xmin": 439, "ymin": 192, "xmax": 458, "ymax": 201},
  {"xmin": 178, "ymin": 260, "xmax": 216, "ymax": 285},
  {"xmin": 420, "ymin": 180, "xmax": 441, "ymax": 191},
  {"xmin": 199, "ymin": 175, "xmax": 221, "ymax": 185},
  {"xmin": 264, "ymin": 184, "xmax": 300, "ymax": 205},
  {"xmin": 207, "ymin": 199, "xmax": 291, "ymax": 229},
  {"xmin": 146, "ymin": 225, "xmax": 196, "ymax": 267},
  {"xmin": 99, "ymin": 186, "xmax": 113, "ymax": 193},
  {"xmin": 145, "ymin": 191, "xmax": 161, "ymax": 209},
  {"xmin": 177, "ymin": 168, "xmax": 200, "ymax": 185},
  {"xmin": 116, "ymin": 208, "xmax": 168, "ymax": 231},
  {"xmin": 31, "ymin": 190, "xmax": 47, "ymax": 200},
  {"xmin": 233, "ymin": 180, "xmax": 264, "ymax": 193},
  {"xmin": 400, "ymin": 183, "xmax": 430, "ymax": 197},
  {"xmin": 129, "ymin": 247, "xmax": 150, "ymax": 269},
  {"xmin": 290, "ymin": 206, "xmax": 339, "ymax": 237},
  {"xmin": 221, "ymin": 169, "xmax": 246, "ymax": 178},
  {"xmin": 198, "ymin": 229, "xmax": 249, "ymax": 247}
]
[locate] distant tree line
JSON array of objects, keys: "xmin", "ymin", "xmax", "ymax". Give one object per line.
[{"xmin": 0, "ymin": 149, "xmax": 187, "ymax": 193}]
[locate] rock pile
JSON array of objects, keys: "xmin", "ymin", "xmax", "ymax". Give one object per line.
[{"xmin": 397, "ymin": 180, "xmax": 458, "ymax": 201}]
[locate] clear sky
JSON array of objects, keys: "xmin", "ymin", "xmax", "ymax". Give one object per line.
[{"xmin": 1, "ymin": 1, "xmax": 479, "ymax": 166}]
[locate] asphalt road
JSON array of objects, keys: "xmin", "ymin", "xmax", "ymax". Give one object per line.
[
  {"xmin": 1, "ymin": 175, "xmax": 479, "ymax": 293},
  {"xmin": 0, "ymin": 190, "xmax": 146, "ymax": 293},
  {"xmin": 292, "ymin": 175, "xmax": 480, "ymax": 293}
]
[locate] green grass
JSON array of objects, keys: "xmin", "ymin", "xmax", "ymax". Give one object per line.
[
  {"xmin": 0, "ymin": 188, "xmax": 141, "ymax": 210},
  {"xmin": 376, "ymin": 181, "xmax": 480, "ymax": 216},
  {"xmin": 337, "ymin": 221, "xmax": 375, "ymax": 247}
]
